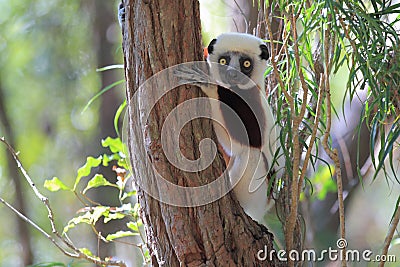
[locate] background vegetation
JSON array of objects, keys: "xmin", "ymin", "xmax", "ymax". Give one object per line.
[
  {"xmin": 0, "ymin": 0, "xmax": 399, "ymax": 266},
  {"xmin": 0, "ymin": 1, "xmax": 125, "ymax": 265}
]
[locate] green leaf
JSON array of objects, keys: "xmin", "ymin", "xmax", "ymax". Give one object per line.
[
  {"xmin": 82, "ymin": 79, "xmax": 125, "ymax": 113},
  {"xmin": 132, "ymin": 203, "xmax": 141, "ymax": 217},
  {"xmin": 104, "ymin": 212, "xmax": 125, "ymax": 223},
  {"xmin": 101, "ymin": 137, "xmax": 123, "ymax": 154},
  {"xmin": 114, "ymin": 100, "xmax": 127, "ymax": 137},
  {"xmin": 121, "ymin": 190, "xmax": 137, "ymax": 201},
  {"xmin": 63, "ymin": 212, "xmax": 92, "ymax": 234},
  {"xmin": 44, "ymin": 177, "xmax": 71, "ymax": 192},
  {"xmin": 310, "ymin": 164, "xmax": 337, "ymax": 201},
  {"xmin": 91, "ymin": 206, "xmax": 110, "ymax": 224},
  {"xmin": 127, "ymin": 221, "xmax": 141, "ymax": 232},
  {"xmin": 63, "ymin": 206, "xmax": 109, "ymax": 234},
  {"xmin": 120, "ymin": 203, "xmax": 133, "ymax": 212},
  {"xmin": 96, "ymin": 64, "xmax": 124, "ymax": 72},
  {"xmin": 102, "ymin": 153, "xmax": 122, "ymax": 167},
  {"xmin": 73, "ymin": 156, "xmax": 103, "ymax": 191},
  {"xmin": 144, "ymin": 249, "xmax": 150, "ymax": 260},
  {"xmin": 79, "ymin": 247, "xmax": 94, "ymax": 257},
  {"xmin": 106, "ymin": 230, "xmax": 139, "ymax": 241},
  {"xmin": 82, "ymin": 174, "xmax": 115, "ymax": 194},
  {"xmin": 28, "ymin": 263, "xmax": 66, "ymax": 267}
]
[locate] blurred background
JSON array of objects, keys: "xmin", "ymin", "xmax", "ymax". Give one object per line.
[
  {"xmin": 0, "ymin": 1, "xmax": 125, "ymax": 266},
  {"xmin": 0, "ymin": 0, "xmax": 399, "ymax": 266}
]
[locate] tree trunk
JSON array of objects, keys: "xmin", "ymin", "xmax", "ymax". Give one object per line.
[{"xmin": 120, "ymin": 0, "xmax": 280, "ymax": 266}]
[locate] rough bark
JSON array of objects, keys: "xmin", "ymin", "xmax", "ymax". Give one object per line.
[{"xmin": 121, "ymin": 0, "xmax": 280, "ymax": 266}]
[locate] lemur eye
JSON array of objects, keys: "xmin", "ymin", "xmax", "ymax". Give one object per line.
[
  {"xmin": 243, "ymin": 60, "xmax": 251, "ymax": 68},
  {"xmin": 219, "ymin": 57, "xmax": 227, "ymax": 65}
]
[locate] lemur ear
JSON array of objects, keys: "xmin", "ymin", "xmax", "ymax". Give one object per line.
[
  {"xmin": 259, "ymin": 43, "xmax": 270, "ymax": 61},
  {"xmin": 207, "ymin": 38, "xmax": 217, "ymax": 55}
]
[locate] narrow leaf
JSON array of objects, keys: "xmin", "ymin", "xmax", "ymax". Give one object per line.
[
  {"xmin": 96, "ymin": 64, "xmax": 124, "ymax": 72},
  {"xmin": 82, "ymin": 80, "xmax": 125, "ymax": 113},
  {"xmin": 114, "ymin": 100, "xmax": 127, "ymax": 137},
  {"xmin": 28, "ymin": 263, "xmax": 66, "ymax": 267}
]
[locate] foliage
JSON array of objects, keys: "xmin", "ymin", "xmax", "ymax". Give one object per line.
[
  {"xmin": 43, "ymin": 136, "xmax": 149, "ymax": 265},
  {"xmin": 268, "ymin": 0, "xmax": 400, "ymax": 186},
  {"xmin": 301, "ymin": 164, "xmax": 337, "ymax": 201},
  {"xmin": 0, "ymin": 1, "xmax": 108, "ymax": 265},
  {"xmin": 265, "ymin": 0, "xmax": 400, "ymax": 264},
  {"xmin": 329, "ymin": 1, "xmax": 400, "ymax": 181}
]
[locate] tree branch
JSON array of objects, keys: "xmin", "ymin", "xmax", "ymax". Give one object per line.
[
  {"xmin": 0, "ymin": 137, "xmax": 127, "ymax": 267},
  {"xmin": 379, "ymin": 203, "xmax": 400, "ymax": 267},
  {"xmin": 321, "ymin": 21, "xmax": 346, "ymax": 267}
]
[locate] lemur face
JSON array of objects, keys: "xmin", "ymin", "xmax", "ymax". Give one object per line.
[{"xmin": 206, "ymin": 33, "xmax": 269, "ymax": 89}]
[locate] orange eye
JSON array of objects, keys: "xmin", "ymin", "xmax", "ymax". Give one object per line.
[
  {"xmin": 243, "ymin": 60, "xmax": 251, "ymax": 68},
  {"xmin": 219, "ymin": 58, "xmax": 227, "ymax": 65}
]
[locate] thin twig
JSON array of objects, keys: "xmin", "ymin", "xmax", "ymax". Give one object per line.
[
  {"xmin": 379, "ymin": 203, "xmax": 400, "ymax": 267},
  {"xmin": 266, "ymin": 6, "xmax": 302, "ymax": 264},
  {"xmin": 298, "ymin": 74, "xmax": 325, "ymax": 197},
  {"xmin": 0, "ymin": 196, "xmax": 77, "ymax": 258},
  {"xmin": 284, "ymin": 8, "xmax": 305, "ymax": 266},
  {"xmin": 321, "ymin": 21, "xmax": 347, "ymax": 267},
  {"xmin": 265, "ymin": 10, "xmax": 293, "ymax": 106},
  {"xmin": 290, "ymin": 9, "xmax": 309, "ymax": 121},
  {"xmin": 232, "ymin": 0, "xmax": 249, "ymax": 33},
  {"xmin": 336, "ymin": 8, "xmax": 356, "ymax": 68}
]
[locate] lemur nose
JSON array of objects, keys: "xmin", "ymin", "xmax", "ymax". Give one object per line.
[{"xmin": 226, "ymin": 69, "xmax": 239, "ymax": 82}]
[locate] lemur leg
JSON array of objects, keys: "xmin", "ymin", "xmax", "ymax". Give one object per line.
[{"xmin": 230, "ymin": 149, "xmax": 270, "ymax": 223}]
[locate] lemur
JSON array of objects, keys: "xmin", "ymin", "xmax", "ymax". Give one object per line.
[{"xmin": 175, "ymin": 33, "xmax": 282, "ymax": 223}]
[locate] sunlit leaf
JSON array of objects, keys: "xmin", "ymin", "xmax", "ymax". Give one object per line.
[
  {"xmin": 73, "ymin": 156, "xmax": 103, "ymax": 191},
  {"xmin": 91, "ymin": 206, "xmax": 110, "ymax": 224},
  {"xmin": 121, "ymin": 190, "xmax": 137, "ymax": 201},
  {"xmin": 79, "ymin": 248, "xmax": 94, "ymax": 257},
  {"xmin": 96, "ymin": 64, "xmax": 124, "ymax": 72},
  {"xmin": 127, "ymin": 221, "xmax": 142, "ymax": 232},
  {"xmin": 120, "ymin": 203, "xmax": 133, "ymax": 212},
  {"xmin": 82, "ymin": 174, "xmax": 116, "ymax": 194},
  {"xmin": 104, "ymin": 212, "xmax": 125, "ymax": 223},
  {"xmin": 106, "ymin": 230, "xmax": 139, "ymax": 241},
  {"xmin": 44, "ymin": 177, "xmax": 71, "ymax": 192},
  {"xmin": 63, "ymin": 212, "xmax": 92, "ymax": 234},
  {"xmin": 102, "ymin": 137, "xmax": 124, "ymax": 154},
  {"xmin": 114, "ymin": 100, "xmax": 127, "ymax": 136},
  {"xmin": 28, "ymin": 263, "xmax": 66, "ymax": 267}
]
